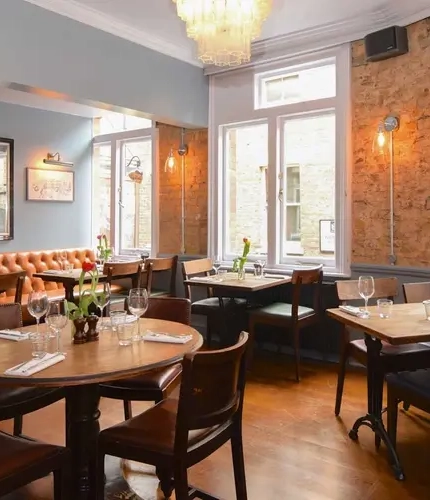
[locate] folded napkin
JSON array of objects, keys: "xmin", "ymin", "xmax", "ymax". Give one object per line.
[
  {"xmin": 43, "ymin": 270, "xmax": 64, "ymax": 275},
  {"xmin": 142, "ymin": 332, "xmax": 193, "ymax": 344},
  {"xmin": 189, "ymin": 276, "xmax": 215, "ymax": 282},
  {"xmin": 339, "ymin": 305, "xmax": 362, "ymax": 317},
  {"xmin": 0, "ymin": 330, "xmax": 29, "ymax": 341},
  {"xmin": 264, "ymin": 274, "xmax": 287, "ymax": 279},
  {"xmin": 5, "ymin": 353, "xmax": 65, "ymax": 377}
]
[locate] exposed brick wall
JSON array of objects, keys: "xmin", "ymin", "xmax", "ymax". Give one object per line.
[
  {"xmin": 157, "ymin": 123, "xmax": 208, "ymax": 255},
  {"xmin": 352, "ymin": 19, "xmax": 430, "ymax": 266}
]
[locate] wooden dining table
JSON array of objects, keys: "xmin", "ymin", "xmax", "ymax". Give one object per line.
[
  {"xmin": 327, "ymin": 303, "xmax": 430, "ymax": 480},
  {"xmin": 0, "ymin": 319, "xmax": 203, "ymax": 500}
]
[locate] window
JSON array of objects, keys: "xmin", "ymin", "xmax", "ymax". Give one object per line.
[
  {"xmin": 93, "ymin": 114, "xmax": 152, "ymax": 136},
  {"xmin": 92, "ymin": 117, "xmax": 156, "ymax": 255},
  {"xmin": 210, "ymin": 45, "xmax": 350, "ymax": 275}
]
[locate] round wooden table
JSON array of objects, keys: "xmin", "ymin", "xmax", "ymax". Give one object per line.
[{"xmin": 0, "ymin": 319, "xmax": 203, "ymax": 500}]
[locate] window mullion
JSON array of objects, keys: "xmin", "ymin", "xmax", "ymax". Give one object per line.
[{"xmin": 267, "ymin": 116, "xmax": 278, "ymax": 268}]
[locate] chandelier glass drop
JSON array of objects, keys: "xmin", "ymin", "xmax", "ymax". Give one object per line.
[{"xmin": 172, "ymin": 0, "xmax": 272, "ymax": 66}]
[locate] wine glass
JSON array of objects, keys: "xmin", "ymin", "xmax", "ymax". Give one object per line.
[
  {"xmin": 95, "ymin": 282, "xmax": 111, "ymax": 329},
  {"xmin": 27, "ymin": 291, "xmax": 49, "ymax": 334},
  {"xmin": 212, "ymin": 255, "xmax": 221, "ymax": 279},
  {"xmin": 358, "ymin": 276, "xmax": 375, "ymax": 318},
  {"xmin": 45, "ymin": 300, "xmax": 68, "ymax": 354},
  {"xmin": 128, "ymin": 288, "xmax": 149, "ymax": 341}
]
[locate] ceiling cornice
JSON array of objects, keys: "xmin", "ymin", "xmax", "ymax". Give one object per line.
[{"xmin": 22, "ymin": 0, "xmax": 202, "ymax": 67}]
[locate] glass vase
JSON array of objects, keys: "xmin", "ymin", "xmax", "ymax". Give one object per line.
[{"xmin": 237, "ymin": 269, "xmax": 246, "ymax": 281}]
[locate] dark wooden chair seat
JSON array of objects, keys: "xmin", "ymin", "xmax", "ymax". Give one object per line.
[
  {"xmin": 0, "ymin": 303, "xmax": 64, "ymax": 436},
  {"xmin": 249, "ymin": 265, "xmax": 323, "ymax": 382},
  {"xmin": 97, "ymin": 331, "xmax": 250, "ymax": 500},
  {"xmin": 0, "ymin": 431, "xmax": 69, "ymax": 498},
  {"xmin": 387, "ymin": 369, "xmax": 430, "ymax": 450},
  {"xmin": 99, "ymin": 297, "xmax": 191, "ymax": 420},
  {"xmin": 191, "ymin": 296, "xmax": 246, "ymax": 314}
]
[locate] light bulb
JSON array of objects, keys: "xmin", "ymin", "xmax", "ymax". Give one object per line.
[
  {"xmin": 377, "ymin": 130, "xmax": 386, "ymax": 148},
  {"xmin": 164, "ymin": 149, "xmax": 176, "ymax": 173}
]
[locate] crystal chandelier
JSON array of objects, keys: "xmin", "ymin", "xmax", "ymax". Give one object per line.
[{"xmin": 172, "ymin": 0, "xmax": 272, "ymax": 67}]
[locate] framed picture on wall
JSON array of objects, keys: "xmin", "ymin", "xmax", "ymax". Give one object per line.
[
  {"xmin": 26, "ymin": 168, "xmax": 74, "ymax": 202},
  {"xmin": 319, "ymin": 219, "xmax": 335, "ymax": 253}
]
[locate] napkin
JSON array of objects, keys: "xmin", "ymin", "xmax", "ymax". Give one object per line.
[
  {"xmin": 339, "ymin": 305, "xmax": 362, "ymax": 317},
  {"xmin": 43, "ymin": 270, "xmax": 64, "ymax": 275},
  {"xmin": 264, "ymin": 274, "xmax": 287, "ymax": 279},
  {"xmin": 5, "ymin": 353, "xmax": 65, "ymax": 377},
  {"xmin": 0, "ymin": 330, "xmax": 29, "ymax": 341},
  {"xmin": 142, "ymin": 332, "xmax": 193, "ymax": 344},
  {"xmin": 189, "ymin": 276, "xmax": 215, "ymax": 283}
]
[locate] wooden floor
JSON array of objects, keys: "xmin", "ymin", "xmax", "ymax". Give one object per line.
[{"xmin": 1, "ymin": 355, "xmax": 430, "ymax": 500}]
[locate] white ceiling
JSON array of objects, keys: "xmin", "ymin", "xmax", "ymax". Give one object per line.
[{"xmin": 23, "ymin": 0, "xmax": 430, "ymax": 67}]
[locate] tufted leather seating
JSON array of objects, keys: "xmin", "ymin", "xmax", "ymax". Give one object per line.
[{"xmin": 0, "ymin": 248, "xmax": 125, "ymax": 323}]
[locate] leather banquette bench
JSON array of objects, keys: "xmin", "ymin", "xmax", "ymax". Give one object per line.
[{"xmin": 0, "ymin": 248, "xmax": 125, "ymax": 323}]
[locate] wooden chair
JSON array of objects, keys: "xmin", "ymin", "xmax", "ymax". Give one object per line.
[
  {"xmin": 403, "ymin": 281, "xmax": 430, "ymax": 303},
  {"xmin": 182, "ymin": 258, "xmax": 246, "ymax": 348},
  {"xmin": 248, "ymin": 266, "xmax": 323, "ymax": 382},
  {"xmin": 145, "ymin": 255, "xmax": 178, "ymax": 297},
  {"xmin": 334, "ymin": 277, "xmax": 430, "ymax": 416},
  {"xmin": 0, "ymin": 271, "xmax": 26, "ymax": 303},
  {"xmin": 0, "ymin": 304, "xmax": 64, "ymax": 436},
  {"xmin": 99, "ymin": 297, "xmax": 191, "ymax": 420},
  {"xmin": 97, "ymin": 331, "xmax": 249, "ymax": 500},
  {"xmin": 0, "ymin": 431, "xmax": 69, "ymax": 499}
]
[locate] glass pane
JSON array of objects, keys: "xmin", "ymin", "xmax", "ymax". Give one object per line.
[
  {"xmin": 225, "ymin": 123, "xmax": 268, "ymax": 257},
  {"xmin": 92, "ymin": 143, "xmax": 112, "ymax": 245},
  {"xmin": 282, "ymin": 113, "xmax": 335, "ymax": 258},
  {"xmin": 120, "ymin": 139, "xmax": 152, "ymax": 253},
  {"xmin": 95, "ymin": 114, "xmax": 152, "ymax": 135},
  {"xmin": 262, "ymin": 63, "xmax": 336, "ymax": 108}
]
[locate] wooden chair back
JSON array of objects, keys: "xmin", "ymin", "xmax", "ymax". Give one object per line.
[
  {"xmin": 0, "ymin": 272, "xmax": 26, "ymax": 304},
  {"xmin": 175, "ymin": 331, "xmax": 249, "ymax": 451},
  {"xmin": 336, "ymin": 277, "xmax": 398, "ymax": 303},
  {"xmin": 403, "ymin": 282, "xmax": 430, "ymax": 304},
  {"xmin": 291, "ymin": 265, "xmax": 323, "ymax": 318},
  {"xmin": 144, "ymin": 255, "xmax": 178, "ymax": 297},
  {"xmin": 182, "ymin": 258, "xmax": 213, "ymax": 300},
  {"xmin": 103, "ymin": 261, "xmax": 143, "ymax": 289},
  {"xmin": 0, "ymin": 303, "xmax": 23, "ymax": 330},
  {"xmin": 144, "ymin": 297, "xmax": 191, "ymax": 325}
]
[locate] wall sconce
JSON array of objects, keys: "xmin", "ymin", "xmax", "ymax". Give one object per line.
[
  {"xmin": 125, "ymin": 155, "xmax": 143, "ymax": 184},
  {"xmin": 164, "ymin": 128, "xmax": 188, "ymax": 253},
  {"xmin": 374, "ymin": 115, "xmax": 400, "ymax": 265},
  {"xmin": 43, "ymin": 152, "xmax": 73, "ymax": 168}
]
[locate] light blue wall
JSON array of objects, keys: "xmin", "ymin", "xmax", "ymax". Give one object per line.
[
  {"xmin": 0, "ymin": 0, "xmax": 208, "ymax": 128},
  {"xmin": 0, "ymin": 102, "xmax": 92, "ymax": 252}
]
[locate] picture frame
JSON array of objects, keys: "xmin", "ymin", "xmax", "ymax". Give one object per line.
[
  {"xmin": 0, "ymin": 137, "xmax": 14, "ymax": 240},
  {"xmin": 26, "ymin": 168, "xmax": 74, "ymax": 202},
  {"xmin": 319, "ymin": 219, "xmax": 335, "ymax": 253}
]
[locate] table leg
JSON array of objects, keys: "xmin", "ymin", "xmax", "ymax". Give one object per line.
[
  {"xmin": 64, "ymin": 283, "xmax": 75, "ymax": 303},
  {"xmin": 348, "ymin": 334, "xmax": 405, "ymax": 480},
  {"xmin": 66, "ymin": 384, "xmax": 101, "ymax": 499}
]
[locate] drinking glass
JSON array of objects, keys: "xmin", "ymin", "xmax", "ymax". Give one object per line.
[
  {"xmin": 110, "ymin": 310, "xmax": 127, "ymax": 332},
  {"xmin": 28, "ymin": 291, "xmax": 49, "ymax": 334},
  {"xmin": 58, "ymin": 250, "xmax": 67, "ymax": 272},
  {"xmin": 117, "ymin": 318, "xmax": 137, "ymax": 346},
  {"xmin": 29, "ymin": 332, "xmax": 49, "ymax": 358},
  {"xmin": 358, "ymin": 276, "xmax": 375, "ymax": 318},
  {"xmin": 96, "ymin": 282, "xmax": 111, "ymax": 330},
  {"xmin": 377, "ymin": 298, "xmax": 393, "ymax": 319},
  {"xmin": 45, "ymin": 300, "xmax": 68, "ymax": 353},
  {"xmin": 423, "ymin": 300, "xmax": 430, "ymax": 321},
  {"xmin": 212, "ymin": 255, "xmax": 221, "ymax": 277},
  {"xmin": 128, "ymin": 288, "xmax": 149, "ymax": 341}
]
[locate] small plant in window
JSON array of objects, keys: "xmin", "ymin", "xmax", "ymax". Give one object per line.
[
  {"xmin": 233, "ymin": 238, "xmax": 251, "ymax": 279},
  {"xmin": 96, "ymin": 234, "xmax": 112, "ymax": 263}
]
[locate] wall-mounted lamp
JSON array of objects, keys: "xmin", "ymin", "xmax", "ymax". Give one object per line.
[
  {"xmin": 164, "ymin": 128, "xmax": 188, "ymax": 253},
  {"xmin": 125, "ymin": 155, "xmax": 143, "ymax": 184},
  {"xmin": 374, "ymin": 115, "xmax": 400, "ymax": 265},
  {"xmin": 43, "ymin": 152, "xmax": 73, "ymax": 168}
]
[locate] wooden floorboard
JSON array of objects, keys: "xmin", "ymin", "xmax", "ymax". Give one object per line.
[{"xmin": 1, "ymin": 355, "xmax": 430, "ymax": 499}]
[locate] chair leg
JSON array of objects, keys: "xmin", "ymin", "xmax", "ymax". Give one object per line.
[
  {"xmin": 157, "ymin": 467, "xmax": 174, "ymax": 499},
  {"xmin": 292, "ymin": 325, "xmax": 301, "ymax": 382},
  {"xmin": 53, "ymin": 467, "xmax": 64, "ymax": 500},
  {"xmin": 247, "ymin": 319, "xmax": 256, "ymax": 370},
  {"xmin": 402, "ymin": 401, "xmax": 410, "ymax": 411},
  {"xmin": 13, "ymin": 415, "xmax": 23, "ymax": 436},
  {"xmin": 96, "ymin": 452, "xmax": 106, "ymax": 500},
  {"xmin": 387, "ymin": 390, "xmax": 399, "ymax": 451},
  {"xmin": 231, "ymin": 427, "xmax": 248, "ymax": 500},
  {"xmin": 173, "ymin": 462, "xmax": 189, "ymax": 500},
  {"xmin": 123, "ymin": 400, "xmax": 132, "ymax": 420},
  {"xmin": 335, "ymin": 338, "xmax": 349, "ymax": 416}
]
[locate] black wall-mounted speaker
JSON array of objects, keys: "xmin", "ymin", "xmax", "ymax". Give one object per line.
[{"xmin": 364, "ymin": 26, "xmax": 409, "ymax": 62}]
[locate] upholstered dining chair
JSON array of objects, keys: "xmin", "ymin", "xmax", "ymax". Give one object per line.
[
  {"xmin": 99, "ymin": 297, "xmax": 191, "ymax": 420},
  {"xmin": 97, "ymin": 331, "xmax": 249, "ymax": 500},
  {"xmin": 248, "ymin": 265, "xmax": 323, "ymax": 382},
  {"xmin": 0, "ymin": 271, "xmax": 26, "ymax": 304},
  {"xmin": 0, "ymin": 431, "xmax": 69, "ymax": 499},
  {"xmin": 334, "ymin": 277, "xmax": 430, "ymax": 418},
  {"xmin": 0, "ymin": 303, "xmax": 64, "ymax": 436},
  {"xmin": 182, "ymin": 258, "xmax": 246, "ymax": 348}
]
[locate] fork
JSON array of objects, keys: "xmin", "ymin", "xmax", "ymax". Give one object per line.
[{"xmin": 21, "ymin": 353, "xmax": 49, "ymax": 373}]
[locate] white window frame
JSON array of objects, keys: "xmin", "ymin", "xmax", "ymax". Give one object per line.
[
  {"xmin": 91, "ymin": 125, "xmax": 159, "ymax": 257},
  {"xmin": 209, "ymin": 44, "xmax": 351, "ymax": 276}
]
